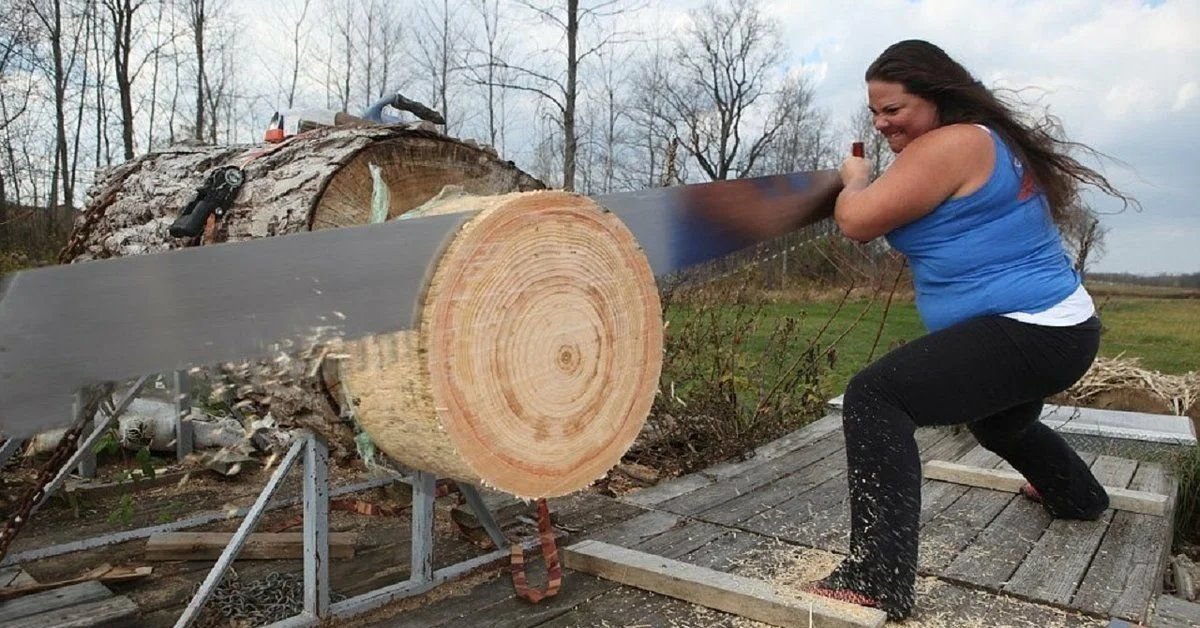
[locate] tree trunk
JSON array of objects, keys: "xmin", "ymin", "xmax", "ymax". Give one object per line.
[{"xmin": 58, "ymin": 127, "xmax": 659, "ymax": 498}]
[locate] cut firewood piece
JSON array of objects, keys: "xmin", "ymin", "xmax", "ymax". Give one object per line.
[
  {"xmin": 563, "ymin": 540, "xmax": 886, "ymax": 628},
  {"xmin": 922, "ymin": 460, "xmax": 1168, "ymax": 516},
  {"xmin": 144, "ymin": 531, "xmax": 357, "ymax": 561},
  {"xmin": 336, "ymin": 191, "xmax": 662, "ymax": 499}
]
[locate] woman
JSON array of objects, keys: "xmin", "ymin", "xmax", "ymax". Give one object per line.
[{"xmin": 807, "ymin": 40, "xmax": 1133, "ymax": 619}]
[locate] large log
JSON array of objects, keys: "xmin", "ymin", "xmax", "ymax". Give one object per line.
[
  {"xmin": 60, "ymin": 126, "xmax": 545, "ymax": 461},
  {"xmin": 335, "ymin": 190, "xmax": 662, "ymax": 498},
  {"xmin": 62, "ymin": 127, "xmax": 664, "ymax": 499},
  {"xmin": 61, "ymin": 126, "xmax": 543, "ymax": 260}
]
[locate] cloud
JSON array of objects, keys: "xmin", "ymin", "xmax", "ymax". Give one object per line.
[{"xmin": 752, "ymin": 0, "xmax": 1198, "ymax": 273}]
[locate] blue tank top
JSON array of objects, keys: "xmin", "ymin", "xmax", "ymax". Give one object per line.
[{"xmin": 885, "ymin": 127, "xmax": 1080, "ymax": 331}]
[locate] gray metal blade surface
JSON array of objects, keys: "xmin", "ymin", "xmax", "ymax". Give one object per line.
[
  {"xmin": 0, "ymin": 212, "xmax": 470, "ymax": 438},
  {"xmin": 0, "ymin": 170, "xmax": 840, "ymax": 438}
]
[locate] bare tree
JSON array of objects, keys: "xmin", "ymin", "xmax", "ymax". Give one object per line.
[
  {"xmin": 187, "ymin": 0, "xmax": 206, "ymax": 140},
  {"xmin": 28, "ymin": 0, "xmax": 88, "ymax": 213},
  {"xmin": 489, "ymin": 0, "xmax": 638, "ymax": 191},
  {"xmin": 1060, "ymin": 203, "xmax": 1107, "ymax": 276},
  {"xmin": 625, "ymin": 38, "xmax": 675, "ymax": 188},
  {"xmin": 410, "ymin": 0, "xmax": 466, "ymax": 131},
  {"xmin": 664, "ymin": 0, "xmax": 786, "ymax": 180},
  {"xmin": 282, "ymin": 0, "xmax": 312, "ymax": 108},
  {"xmin": 0, "ymin": 2, "xmax": 38, "ymax": 214},
  {"xmin": 745, "ymin": 73, "xmax": 834, "ymax": 176},
  {"xmin": 102, "ymin": 0, "xmax": 150, "ymax": 159},
  {"xmin": 465, "ymin": 0, "xmax": 511, "ymax": 150}
]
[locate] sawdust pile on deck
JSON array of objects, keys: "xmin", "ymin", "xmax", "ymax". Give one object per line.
[{"xmin": 719, "ymin": 539, "xmax": 1104, "ymax": 627}]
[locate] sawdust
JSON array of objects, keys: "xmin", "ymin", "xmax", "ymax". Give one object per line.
[
  {"xmin": 718, "ymin": 542, "xmax": 1105, "ymax": 628},
  {"xmin": 339, "ymin": 566, "xmax": 504, "ymax": 627}
]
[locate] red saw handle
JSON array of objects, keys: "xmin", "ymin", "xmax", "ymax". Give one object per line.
[{"xmin": 852, "ymin": 141, "xmax": 864, "ymax": 158}]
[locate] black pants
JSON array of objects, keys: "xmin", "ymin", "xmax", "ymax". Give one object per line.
[{"xmin": 827, "ymin": 315, "xmax": 1107, "ymax": 618}]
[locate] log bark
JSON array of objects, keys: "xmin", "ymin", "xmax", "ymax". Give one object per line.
[
  {"xmin": 62, "ymin": 126, "xmax": 542, "ymax": 261},
  {"xmin": 334, "ymin": 191, "xmax": 662, "ymax": 498}
]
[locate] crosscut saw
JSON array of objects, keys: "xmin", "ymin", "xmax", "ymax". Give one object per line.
[{"xmin": 0, "ymin": 170, "xmax": 841, "ymax": 438}]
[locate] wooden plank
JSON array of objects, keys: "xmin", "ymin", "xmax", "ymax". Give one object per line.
[
  {"xmin": 0, "ymin": 581, "xmax": 111, "ymax": 623},
  {"xmin": 918, "ymin": 487, "xmax": 1013, "ymax": 573},
  {"xmin": 918, "ymin": 428, "xmax": 980, "ymax": 465},
  {"xmin": 0, "ymin": 567, "xmax": 37, "ymax": 589},
  {"xmin": 620, "ymin": 472, "xmax": 713, "ymax": 507},
  {"xmin": 940, "ymin": 451, "xmax": 1098, "ymax": 590},
  {"xmin": 741, "ymin": 473, "xmax": 849, "ymax": 544},
  {"xmin": 923, "ymin": 460, "xmax": 1168, "ymax": 515},
  {"xmin": 657, "ymin": 431, "xmax": 845, "ymax": 517},
  {"xmin": 1072, "ymin": 462, "xmax": 1172, "ymax": 622},
  {"xmin": 1003, "ymin": 455, "xmax": 1138, "ymax": 606},
  {"xmin": 1151, "ymin": 594, "xmax": 1200, "ymax": 628},
  {"xmin": 536, "ymin": 526, "xmax": 773, "ymax": 628},
  {"xmin": 917, "ymin": 444, "xmax": 1006, "ymax": 530},
  {"xmin": 563, "ymin": 540, "xmax": 886, "ymax": 628},
  {"xmin": 700, "ymin": 442, "xmax": 845, "ymax": 527},
  {"xmin": 909, "ymin": 575, "xmax": 1103, "ymax": 628},
  {"xmin": 144, "ymin": 531, "xmax": 356, "ymax": 560},
  {"xmin": 706, "ymin": 413, "xmax": 844, "ymax": 480},
  {"xmin": 6, "ymin": 594, "xmax": 138, "ymax": 628},
  {"xmin": 620, "ymin": 415, "xmax": 842, "ymax": 509},
  {"xmin": 0, "ymin": 565, "xmax": 151, "ymax": 601}
]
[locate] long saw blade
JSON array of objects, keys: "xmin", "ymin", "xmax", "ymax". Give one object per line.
[{"xmin": 0, "ymin": 170, "xmax": 840, "ymax": 437}]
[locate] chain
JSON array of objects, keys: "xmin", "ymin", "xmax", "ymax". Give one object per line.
[
  {"xmin": 0, "ymin": 385, "xmax": 111, "ymax": 562},
  {"xmin": 193, "ymin": 570, "xmax": 346, "ymax": 627}
]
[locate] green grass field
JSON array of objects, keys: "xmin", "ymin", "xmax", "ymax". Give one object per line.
[{"xmin": 699, "ymin": 293, "xmax": 1200, "ymax": 395}]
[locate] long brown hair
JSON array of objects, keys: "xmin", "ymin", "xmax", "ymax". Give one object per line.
[{"xmin": 865, "ymin": 40, "xmax": 1135, "ymax": 223}]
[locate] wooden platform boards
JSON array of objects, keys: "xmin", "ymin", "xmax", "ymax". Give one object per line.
[
  {"xmin": 0, "ymin": 578, "xmax": 138, "ymax": 627},
  {"xmin": 353, "ymin": 413, "xmax": 1181, "ymax": 627}
]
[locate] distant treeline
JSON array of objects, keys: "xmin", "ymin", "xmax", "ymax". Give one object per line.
[
  {"xmin": 1090, "ymin": 272, "xmax": 1200, "ymax": 289},
  {"xmin": 0, "ymin": 203, "xmax": 74, "ymax": 269}
]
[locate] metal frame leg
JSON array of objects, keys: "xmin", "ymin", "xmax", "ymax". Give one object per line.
[
  {"xmin": 303, "ymin": 437, "xmax": 329, "ymax": 618},
  {"xmin": 410, "ymin": 471, "xmax": 436, "ymax": 584},
  {"xmin": 39, "ymin": 377, "xmax": 152, "ymax": 513},
  {"xmin": 0, "ymin": 438, "xmax": 26, "ymax": 469},
  {"xmin": 174, "ymin": 370, "xmax": 194, "ymax": 459},
  {"xmin": 456, "ymin": 483, "xmax": 510, "ymax": 549},
  {"xmin": 175, "ymin": 437, "xmax": 306, "ymax": 628},
  {"xmin": 75, "ymin": 390, "xmax": 97, "ymax": 478}
]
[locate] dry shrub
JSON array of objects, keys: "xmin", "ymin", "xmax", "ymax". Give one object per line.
[{"xmin": 626, "ymin": 275, "xmax": 831, "ymax": 475}]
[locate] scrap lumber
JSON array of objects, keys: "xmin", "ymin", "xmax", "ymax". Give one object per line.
[
  {"xmin": 6, "ymin": 595, "xmax": 138, "ymax": 628},
  {"xmin": 922, "ymin": 460, "xmax": 1168, "ymax": 516},
  {"xmin": 0, "ymin": 581, "xmax": 110, "ymax": 623},
  {"xmin": 144, "ymin": 531, "xmax": 356, "ymax": 561},
  {"xmin": 563, "ymin": 540, "xmax": 886, "ymax": 628},
  {"xmin": 0, "ymin": 567, "xmax": 37, "ymax": 589},
  {"xmin": 0, "ymin": 565, "xmax": 150, "ymax": 601}
]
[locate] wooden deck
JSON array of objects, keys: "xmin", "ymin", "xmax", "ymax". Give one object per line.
[
  {"xmin": 6, "ymin": 412, "xmax": 1186, "ymax": 626},
  {"xmin": 356, "ymin": 413, "xmax": 1182, "ymax": 627}
]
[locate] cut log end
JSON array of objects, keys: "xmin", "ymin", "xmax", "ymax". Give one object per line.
[{"xmin": 341, "ymin": 191, "xmax": 663, "ymax": 499}]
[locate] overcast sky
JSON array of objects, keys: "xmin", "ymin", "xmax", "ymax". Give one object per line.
[
  {"xmin": 717, "ymin": 0, "xmax": 1197, "ymax": 274},
  {"xmin": 233, "ymin": 0, "xmax": 1197, "ymax": 274}
]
